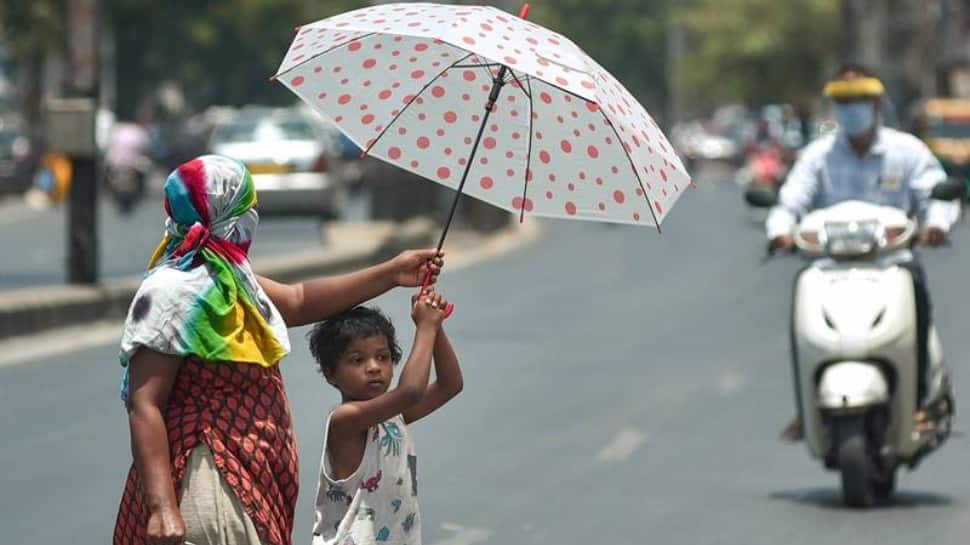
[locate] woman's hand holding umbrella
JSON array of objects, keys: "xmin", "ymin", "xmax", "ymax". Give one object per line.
[{"xmin": 390, "ymin": 248, "xmax": 454, "ymax": 317}]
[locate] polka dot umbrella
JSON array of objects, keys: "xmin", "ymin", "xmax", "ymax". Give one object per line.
[{"xmin": 274, "ymin": 2, "xmax": 691, "ymax": 252}]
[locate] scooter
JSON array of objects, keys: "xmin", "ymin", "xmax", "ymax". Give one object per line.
[
  {"xmin": 104, "ymin": 155, "xmax": 151, "ymax": 215},
  {"xmin": 737, "ymin": 143, "xmax": 793, "ymax": 223},
  {"xmin": 746, "ymin": 180, "xmax": 961, "ymax": 508}
]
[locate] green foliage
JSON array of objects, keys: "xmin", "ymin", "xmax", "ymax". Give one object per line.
[
  {"xmin": 674, "ymin": 0, "xmax": 840, "ymax": 113},
  {"xmin": 0, "ymin": 0, "xmax": 65, "ymax": 63},
  {"xmin": 532, "ymin": 0, "xmax": 670, "ymax": 121},
  {"xmin": 106, "ymin": 0, "xmax": 367, "ymax": 117},
  {"xmin": 0, "ymin": 0, "xmax": 842, "ymax": 122}
]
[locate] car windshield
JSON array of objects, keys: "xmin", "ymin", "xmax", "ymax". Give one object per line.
[{"xmin": 214, "ymin": 117, "xmax": 319, "ymax": 143}]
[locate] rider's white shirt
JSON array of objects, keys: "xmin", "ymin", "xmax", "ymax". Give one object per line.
[{"xmin": 766, "ymin": 126, "xmax": 960, "ymax": 239}]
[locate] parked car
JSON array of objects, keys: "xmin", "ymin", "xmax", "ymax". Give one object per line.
[{"xmin": 208, "ymin": 107, "xmax": 347, "ymax": 218}]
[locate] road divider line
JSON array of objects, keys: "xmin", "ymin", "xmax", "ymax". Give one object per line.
[
  {"xmin": 0, "ymin": 320, "xmax": 121, "ymax": 368},
  {"xmin": 718, "ymin": 368, "xmax": 745, "ymax": 396},
  {"xmin": 433, "ymin": 523, "xmax": 491, "ymax": 545},
  {"xmin": 596, "ymin": 427, "xmax": 646, "ymax": 462}
]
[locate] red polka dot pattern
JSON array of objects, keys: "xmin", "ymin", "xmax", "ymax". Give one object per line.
[
  {"xmin": 274, "ymin": 3, "xmax": 690, "ymax": 228},
  {"xmin": 113, "ymin": 359, "xmax": 298, "ymax": 545}
]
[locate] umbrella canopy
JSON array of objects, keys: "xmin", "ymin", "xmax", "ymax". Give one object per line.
[{"xmin": 274, "ymin": 2, "xmax": 690, "ymax": 234}]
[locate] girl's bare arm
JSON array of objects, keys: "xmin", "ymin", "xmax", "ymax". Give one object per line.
[
  {"xmin": 331, "ymin": 292, "xmax": 448, "ymax": 434},
  {"xmin": 403, "ymin": 328, "xmax": 463, "ymax": 424}
]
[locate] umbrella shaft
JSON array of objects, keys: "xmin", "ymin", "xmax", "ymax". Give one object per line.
[{"xmin": 436, "ymin": 68, "xmax": 509, "ymax": 252}]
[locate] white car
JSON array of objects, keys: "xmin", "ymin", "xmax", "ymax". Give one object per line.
[{"xmin": 209, "ymin": 108, "xmax": 347, "ymax": 218}]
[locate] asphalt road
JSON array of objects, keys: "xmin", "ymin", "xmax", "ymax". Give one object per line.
[{"xmin": 2, "ymin": 163, "xmax": 969, "ymax": 544}]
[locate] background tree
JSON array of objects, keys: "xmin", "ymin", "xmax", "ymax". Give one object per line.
[
  {"xmin": 673, "ymin": 0, "xmax": 840, "ymax": 116},
  {"xmin": 0, "ymin": 0, "xmax": 65, "ymax": 138},
  {"xmin": 531, "ymin": 0, "xmax": 671, "ymax": 122},
  {"xmin": 106, "ymin": 0, "xmax": 365, "ymax": 118}
]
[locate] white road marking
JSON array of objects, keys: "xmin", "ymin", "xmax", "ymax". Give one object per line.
[
  {"xmin": 0, "ymin": 321, "xmax": 121, "ymax": 368},
  {"xmin": 0, "ymin": 196, "xmax": 42, "ymax": 226},
  {"xmin": 596, "ymin": 427, "xmax": 646, "ymax": 462},
  {"xmin": 718, "ymin": 368, "xmax": 745, "ymax": 396},
  {"xmin": 432, "ymin": 523, "xmax": 491, "ymax": 545}
]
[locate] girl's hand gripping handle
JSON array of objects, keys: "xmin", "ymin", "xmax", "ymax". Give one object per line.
[{"xmin": 420, "ymin": 267, "xmax": 454, "ymax": 319}]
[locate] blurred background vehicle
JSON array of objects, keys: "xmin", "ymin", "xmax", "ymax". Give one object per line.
[
  {"xmin": 103, "ymin": 120, "xmax": 153, "ymax": 215},
  {"xmin": 208, "ymin": 106, "xmax": 351, "ymax": 219},
  {"xmin": 910, "ymin": 98, "xmax": 970, "ymax": 201},
  {"xmin": 0, "ymin": 117, "xmax": 38, "ymax": 197}
]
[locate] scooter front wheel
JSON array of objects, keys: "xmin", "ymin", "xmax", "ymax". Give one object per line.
[{"xmin": 837, "ymin": 415, "xmax": 876, "ymax": 508}]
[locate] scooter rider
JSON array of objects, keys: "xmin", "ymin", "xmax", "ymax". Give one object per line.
[{"xmin": 767, "ymin": 64, "xmax": 959, "ymax": 441}]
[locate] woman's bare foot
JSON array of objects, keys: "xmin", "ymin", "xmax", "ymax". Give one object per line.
[{"xmin": 914, "ymin": 410, "xmax": 935, "ymax": 434}]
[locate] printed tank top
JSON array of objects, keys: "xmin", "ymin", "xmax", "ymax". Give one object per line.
[{"xmin": 312, "ymin": 414, "xmax": 420, "ymax": 545}]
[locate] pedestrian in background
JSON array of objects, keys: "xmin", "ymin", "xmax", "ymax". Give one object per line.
[{"xmin": 113, "ymin": 154, "xmax": 443, "ymax": 545}]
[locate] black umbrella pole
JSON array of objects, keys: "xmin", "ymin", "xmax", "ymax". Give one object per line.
[{"xmin": 434, "ymin": 67, "xmax": 509, "ymax": 253}]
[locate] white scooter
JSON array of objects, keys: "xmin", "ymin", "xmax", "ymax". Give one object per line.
[{"xmin": 747, "ymin": 181, "xmax": 961, "ymax": 508}]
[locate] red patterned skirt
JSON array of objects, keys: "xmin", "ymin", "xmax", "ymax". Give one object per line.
[{"xmin": 114, "ymin": 358, "xmax": 299, "ymax": 545}]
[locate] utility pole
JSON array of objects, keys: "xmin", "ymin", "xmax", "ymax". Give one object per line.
[
  {"xmin": 667, "ymin": 17, "xmax": 685, "ymax": 127},
  {"xmin": 59, "ymin": 0, "xmax": 101, "ymax": 284},
  {"xmin": 841, "ymin": 0, "xmax": 862, "ymax": 63}
]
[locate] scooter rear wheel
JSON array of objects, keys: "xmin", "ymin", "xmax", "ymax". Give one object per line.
[{"xmin": 837, "ymin": 416, "xmax": 876, "ymax": 508}]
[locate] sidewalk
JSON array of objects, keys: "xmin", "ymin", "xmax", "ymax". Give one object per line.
[{"xmin": 0, "ymin": 217, "xmax": 540, "ymax": 341}]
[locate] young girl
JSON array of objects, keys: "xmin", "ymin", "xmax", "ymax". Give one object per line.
[{"xmin": 307, "ymin": 291, "xmax": 462, "ymax": 545}]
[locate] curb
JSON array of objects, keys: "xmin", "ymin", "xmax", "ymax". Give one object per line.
[{"xmin": 0, "ymin": 218, "xmax": 441, "ymax": 341}]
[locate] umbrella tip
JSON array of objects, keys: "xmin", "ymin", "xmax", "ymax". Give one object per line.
[
  {"xmin": 518, "ymin": 3, "xmax": 530, "ymax": 19},
  {"xmin": 294, "ymin": 25, "xmax": 301, "ymax": 33},
  {"xmin": 268, "ymin": 75, "xmax": 278, "ymax": 82}
]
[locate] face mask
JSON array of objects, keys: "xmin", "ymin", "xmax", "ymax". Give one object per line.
[{"xmin": 836, "ymin": 102, "xmax": 876, "ymax": 137}]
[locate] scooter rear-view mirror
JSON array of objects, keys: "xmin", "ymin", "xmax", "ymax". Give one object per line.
[
  {"xmin": 930, "ymin": 178, "xmax": 966, "ymax": 201},
  {"xmin": 744, "ymin": 186, "xmax": 779, "ymax": 208}
]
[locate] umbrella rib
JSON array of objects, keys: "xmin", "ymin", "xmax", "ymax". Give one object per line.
[
  {"xmin": 478, "ymin": 61, "xmax": 499, "ymax": 83},
  {"xmin": 517, "ymin": 75, "xmax": 536, "ymax": 224},
  {"xmin": 361, "ymin": 52, "xmax": 475, "ymax": 157},
  {"xmin": 597, "ymin": 107, "xmax": 662, "ymax": 233},
  {"xmin": 507, "ymin": 69, "xmax": 531, "ymax": 100},
  {"xmin": 452, "ymin": 62, "xmax": 502, "ymax": 69},
  {"xmin": 535, "ymin": 76, "xmax": 593, "ymax": 104},
  {"xmin": 274, "ymin": 32, "xmax": 379, "ymax": 79}
]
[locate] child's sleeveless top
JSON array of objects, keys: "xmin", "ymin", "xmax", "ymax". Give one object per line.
[{"xmin": 313, "ymin": 413, "xmax": 421, "ymax": 545}]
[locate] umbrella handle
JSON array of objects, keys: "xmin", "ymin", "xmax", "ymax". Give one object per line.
[{"xmin": 420, "ymin": 268, "xmax": 455, "ymax": 319}]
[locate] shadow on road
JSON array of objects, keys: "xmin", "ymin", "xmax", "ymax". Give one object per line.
[{"xmin": 770, "ymin": 488, "xmax": 955, "ymax": 510}]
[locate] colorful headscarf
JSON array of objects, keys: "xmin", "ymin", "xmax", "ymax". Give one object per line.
[{"xmin": 119, "ymin": 155, "xmax": 290, "ymax": 401}]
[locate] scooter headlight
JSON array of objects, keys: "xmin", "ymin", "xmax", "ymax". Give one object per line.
[{"xmin": 824, "ymin": 219, "xmax": 881, "ymax": 257}]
